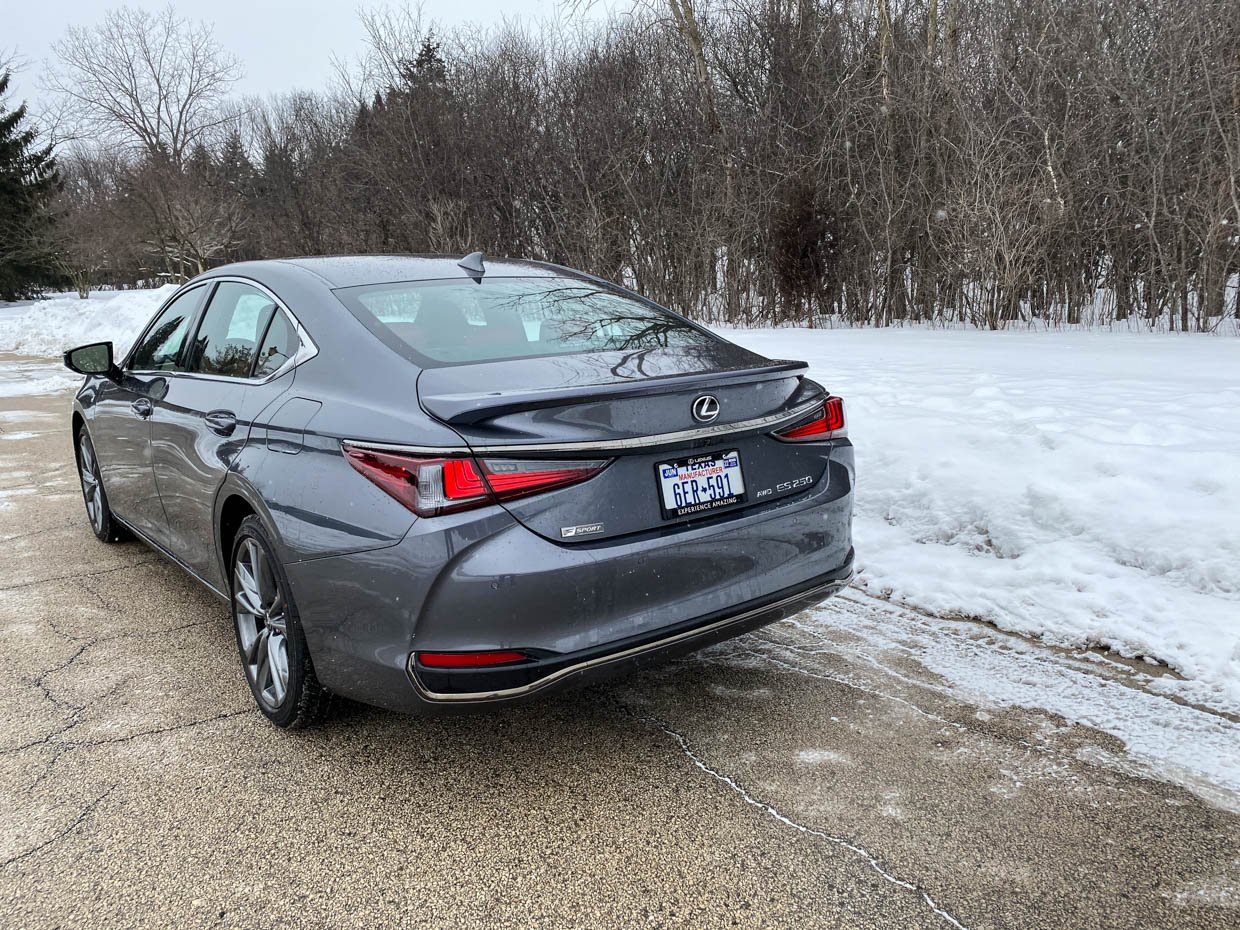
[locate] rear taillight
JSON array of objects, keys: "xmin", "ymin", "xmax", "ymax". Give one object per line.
[
  {"xmin": 342, "ymin": 447, "xmax": 489, "ymax": 516},
  {"xmin": 479, "ymin": 458, "xmax": 605, "ymax": 497},
  {"xmin": 775, "ymin": 396, "xmax": 846, "ymax": 442},
  {"xmin": 343, "ymin": 444, "xmax": 608, "ymax": 517}
]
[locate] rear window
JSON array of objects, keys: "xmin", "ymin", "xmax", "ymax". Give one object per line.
[{"xmin": 334, "ymin": 277, "xmax": 717, "ymax": 366}]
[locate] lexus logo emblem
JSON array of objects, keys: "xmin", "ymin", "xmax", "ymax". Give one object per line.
[{"xmin": 691, "ymin": 394, "xmax": 720, "ymax": 423}]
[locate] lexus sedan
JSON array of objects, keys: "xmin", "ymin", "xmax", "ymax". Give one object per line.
[{"xmin": 64, "ymin": 254, "xmax": 854, "ymax": 727}]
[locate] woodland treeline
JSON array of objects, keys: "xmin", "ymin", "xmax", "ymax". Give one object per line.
[{"xmin": 28, "ymin": 2, "xmax": 1240, "ymax": 328}]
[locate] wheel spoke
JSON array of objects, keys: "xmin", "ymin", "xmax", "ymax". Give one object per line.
[
  {"xmin": 236, "ymin": 617, "xmax": 258, "ymax": 662},
  {"xmin": 247, "ymin": 624, "xmax": 270, "ymax": 666},
  {"xmin": 244, "ymin": 543, "xmax": 270, "ymax": 605},
  {"xmin": 255, "ymin": 648, "xmax": 271, "ymax": 695},
  {"xmin": 255, "ymin": 550, "xmax": 276, "ymax": 608},
  {"xmin": 242, "ymin": 540, "xmax": 259, "ymax": 576},
  {"xmin": 234, "ymin": 558, "xmax": 263, "ymax": 615},
  {"xmin": 234, "ymin": 584, "xmax": 263, "ymax": 618},
  {"xmin": 267, "ymin": 631, "xmax": 288, "ymax": 703},
  {"xmin": 235, "ymin": 561, "xmax": 258, "ymax": 599}
]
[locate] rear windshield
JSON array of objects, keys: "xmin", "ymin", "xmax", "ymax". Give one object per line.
[{"xmin": 334, "ymin": 277, "xmax": 718, "ymax": 366}]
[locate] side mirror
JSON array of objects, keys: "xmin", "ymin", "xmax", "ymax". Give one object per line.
[{"xmin": 64, "ymin": 342, "xmax": 120, "ymax": 381}]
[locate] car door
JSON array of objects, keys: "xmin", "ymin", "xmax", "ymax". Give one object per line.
[
  {"xmin": 149, "ymin": 280, "xmax": 302, "ymax": 588},
  {"xmin": 88, "ymin": 285, "xmax": 208, "ymax": 537}
]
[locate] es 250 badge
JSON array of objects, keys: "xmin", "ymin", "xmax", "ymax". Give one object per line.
[{"xmin": 561, "ymin": 522, "xmax": 604, "ymax": 538}]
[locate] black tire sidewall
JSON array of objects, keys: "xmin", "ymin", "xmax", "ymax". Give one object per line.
[
  {"xmin": 230, "ymin": 515, "xmax": 312, "ymax": 728},
  {"xmin": 76, "ymin": 429, "xmax": 117, "ymax": 543}
]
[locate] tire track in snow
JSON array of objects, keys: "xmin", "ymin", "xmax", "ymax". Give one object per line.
[{"xmin": 766, "ymin": 590, "xmax": 1240, "ymax": 811}]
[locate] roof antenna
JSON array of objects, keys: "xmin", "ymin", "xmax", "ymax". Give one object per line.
[{"xmin": 458, "ymin": 251, "xmax": 485, "ymax": 278}]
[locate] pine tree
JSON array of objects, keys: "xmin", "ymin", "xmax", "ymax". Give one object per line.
[
  {"xmin": 0, "ymin": 72, "xmax": 61, "ymax": 299},
  {"xmin": 215, "ymin": 130, "xmax": 256, "ymax": 198}
]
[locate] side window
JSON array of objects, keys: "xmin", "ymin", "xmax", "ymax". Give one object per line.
[
  {"xmin": 254, "ymin": 310, "xmax": 301, "ymax": 378},
  {"xmin": 128, "ymin": 287, "xmax": 205, "ymax": 372},
  {"xmin": 187, "ymin": 282, "xmax": 277, "ymax": 378}
]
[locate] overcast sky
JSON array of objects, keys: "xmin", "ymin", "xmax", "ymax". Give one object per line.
[{"xmin": 5, "ymin": 0, "xmax": 618, "ymax": 112}]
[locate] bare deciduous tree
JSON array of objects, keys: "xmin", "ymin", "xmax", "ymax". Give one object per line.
[
  {"xmin": 45, "ymin": 5, "xmax": 240, "ymax": 165},
  {"xmin": 37, "ymin": 0, "xmax": 1240, "ymax": 330}
]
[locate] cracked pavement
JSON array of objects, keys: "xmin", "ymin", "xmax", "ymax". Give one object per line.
[{"xmin": 2, "ymin": 359, "xmax": 1239, "ymax": 929}]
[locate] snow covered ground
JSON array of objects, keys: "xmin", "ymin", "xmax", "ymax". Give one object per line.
[
  {"xmin": 723, "ymin": 326, "xmax": 1240, "ymax": 713},
  {"xmin": 0, "ymin": 289, "xmax": 1236, "ymax": 714}
]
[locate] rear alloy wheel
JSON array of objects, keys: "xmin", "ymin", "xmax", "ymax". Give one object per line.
[
  {"xmin": 76, "ymin": 429, "xmax": 128, "ymax": 543},
  {"xmin": 230, "ymin": 516, "xmax": 332, "ymax": 728}
]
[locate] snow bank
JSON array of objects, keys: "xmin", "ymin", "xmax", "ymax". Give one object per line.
[
  {"xmin": 0, "ymin": 286, "xmax": 178, "ymax": 358},
  {"xmin": 722, "ymin": 328, "xmax": 1240, "ymax": 711}
]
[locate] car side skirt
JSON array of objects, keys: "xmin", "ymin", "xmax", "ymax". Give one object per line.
[{"xmin": 112, "ymin": 512, "xmax": 230, "ymax": 603}]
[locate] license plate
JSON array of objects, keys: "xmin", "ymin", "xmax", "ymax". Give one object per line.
[{"xmin": 656, "ymin": 450, "xmax": 746, "ymax": 519}]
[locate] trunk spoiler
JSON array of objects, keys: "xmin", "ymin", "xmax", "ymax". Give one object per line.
[{"xmin": 418, "ymin": 359, "xmax": 809, "ymax": 426}]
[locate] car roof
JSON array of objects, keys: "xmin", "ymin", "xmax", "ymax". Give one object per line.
[{"xmin": 206, "ymin": 254, "xmax": 569, "ymax": 289}]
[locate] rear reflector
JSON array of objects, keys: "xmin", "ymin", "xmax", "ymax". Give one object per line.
[
  {"xmin": 343, "ymin": 443, "xmax": 609, "ymax": 517},
  {"xmin": 416, "ymin": 650, "xmax": 529, "ymax": 668},
  {"xmin": 775, "ymin": 396, "xmax": 846, "ymax": 442}
]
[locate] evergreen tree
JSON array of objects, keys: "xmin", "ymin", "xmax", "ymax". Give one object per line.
[
  {"xmin": 215, "ymin": 130, "xmax": 256, "ymax": 198},
  {"xmin": 185, "ymin": 141, "xmax": 215, "ymax": 184},
  {"xmin": 0, "ymin": 72, "xmax": 61, "ymax": 299}
]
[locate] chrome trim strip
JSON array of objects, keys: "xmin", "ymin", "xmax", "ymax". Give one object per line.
[
  {"xmin": 125, "ymin": 275, "xmax": 319, "ymax": 384},
  {"xmin": 343, "ymin": 439, "xmax": 471, "ymax": 456},
  {"xmin": 344, "ymin": 397, "xmax": 825, "ymax": 457},
  {"xmin": 409, "ymin": 574, "xmax": 852, "ymax": 703}
]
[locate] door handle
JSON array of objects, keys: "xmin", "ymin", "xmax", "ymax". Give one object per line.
[
  {"xmin": 204, "ymin": 410, "xmax": 238, "ymax": 436},
  {"xmin": 131, "ymin": 397, "xmax": 152, "ymax": 418}
]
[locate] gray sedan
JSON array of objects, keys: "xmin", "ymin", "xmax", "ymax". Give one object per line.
[{"xmin": 64, "ymin": 255, "xmax": 854, "ymax": 727}]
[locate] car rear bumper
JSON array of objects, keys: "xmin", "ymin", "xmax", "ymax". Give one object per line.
[
  {"xmin": 286, "ymin": 447, "xmax": 853, "ymax": 714},
  {"xmin": 409, "ymin": 558, "xmax": 852, "ymax": 704}
]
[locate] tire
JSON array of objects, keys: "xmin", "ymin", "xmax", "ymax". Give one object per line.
[
  {"xmin": 230, "ymin": 515, "xmax": 333, "ymax": 728},
  {"xmin": 75, "ymin": 428, "xmax": 129, "ymax": 543}
]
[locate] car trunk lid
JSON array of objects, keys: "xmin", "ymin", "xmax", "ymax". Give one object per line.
[{"xmin": 416, "ymin": 345, "xmax": 831, "ymax": 542}]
